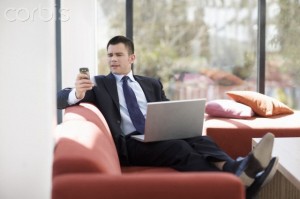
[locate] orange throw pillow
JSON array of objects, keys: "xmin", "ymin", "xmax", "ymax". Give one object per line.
[{"xmin": 226, "ymin": 91, "xmax": 294, "ymax": 117}]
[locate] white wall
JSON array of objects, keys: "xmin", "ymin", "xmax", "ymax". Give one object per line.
[
  {"xmin": 0, "ymin": 0, "xmax": 98, "ymax": 197},
  {"xmin": 61, "ymin": 0, "xmax": 97, "ymax": 88},
  {"xmin": 0, "ymin": 0, "xmax": 55, "ymax": 198}
]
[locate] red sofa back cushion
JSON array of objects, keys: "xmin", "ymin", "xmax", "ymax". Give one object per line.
[{"xmin": 53, "ymin": 103, "xmax": 122, "ymax": 176}]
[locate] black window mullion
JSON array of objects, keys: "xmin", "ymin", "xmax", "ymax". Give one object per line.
[
  {"xmin": 257, "ymin": 0, "xmax": 266, "ymax": 94},
  {"xmin": 56, "ymin": 0, "xmax": 62, "ymax": 124},
  {"xmin": 126, "ymin": 0, "xmax": 133, "ymax": 41},
  {"xmin": 126, "ymin": 0, "xmax": 134, "ymax": 72}
]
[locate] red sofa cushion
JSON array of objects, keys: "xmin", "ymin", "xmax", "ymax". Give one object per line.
[
  {"xmin": 52, "ymin": 172, "xmax": 244, "ymax": 199},
  {"xmin": 204, "ymin": 111, "xmax": 300, "ymax": 159},
  {"xmin": 54, "ymin": 104, "xmax": 122, "ymax": 176}
]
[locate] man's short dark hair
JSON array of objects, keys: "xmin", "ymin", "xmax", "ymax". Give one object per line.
[{"xmin": 107, "ymin": 35, "xmax": 134, "ymax": 55}]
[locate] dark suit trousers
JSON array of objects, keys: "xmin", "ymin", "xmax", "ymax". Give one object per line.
[{"xmin": 126, "ymin": 135, "xmax": 235, "ymax": 172}]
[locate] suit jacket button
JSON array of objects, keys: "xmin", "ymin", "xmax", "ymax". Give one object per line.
[{"xmin": 117, "ymin": 120, "xmax": 121, "ymax": 124}]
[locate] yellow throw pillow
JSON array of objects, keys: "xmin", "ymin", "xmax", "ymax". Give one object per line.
[{"xmin": 226, "ymin": 91, "xmax": 294, "ymax": 117}]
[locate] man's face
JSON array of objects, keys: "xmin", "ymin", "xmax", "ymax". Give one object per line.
[{"xmin": 107, "ymin": 43, "xmax": 135, "ymax": 75}]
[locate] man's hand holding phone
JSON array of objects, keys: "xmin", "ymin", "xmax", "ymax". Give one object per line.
[{"xmin": 75, "ymin": 68, "xmax": 94, "ymax": 99}]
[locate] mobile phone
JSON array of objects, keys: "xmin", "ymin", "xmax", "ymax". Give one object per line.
[{"xmin": 79, "ymin": 67, "xmax": 90, "ymax": 79}]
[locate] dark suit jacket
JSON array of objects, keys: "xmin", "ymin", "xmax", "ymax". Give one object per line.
[{"xmin": 57, "ymin": 73, "xmax": 169, "ymax": 165}]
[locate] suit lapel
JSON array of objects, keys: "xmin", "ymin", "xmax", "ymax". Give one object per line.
[
  {"xmin": 102, "ymin": 73, "xmax": 156, "ymax": 106},
  {"xmin": 134, "ymin": 75, "xmax": 156, "ymax": 102},
  {"xmin": 103, "ymin": 73, "xmax": 120, "ymax": 108}
]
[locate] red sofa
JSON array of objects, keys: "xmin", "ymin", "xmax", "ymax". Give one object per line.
[
  {"xmin": 52, "ymin": 103, "xmax": 245, "ymax": 199},
  {"xmin": 204, "ymin": 111, "xmax": 300, "ymax": 159}
]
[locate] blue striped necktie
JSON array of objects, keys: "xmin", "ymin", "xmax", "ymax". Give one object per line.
[{"xmin": 122, "ymin": 76, "xmax": 145, "ymax": 134}]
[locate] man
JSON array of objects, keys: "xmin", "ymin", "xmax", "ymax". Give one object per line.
[{"xmin": 57, "ymin": 35, "xmax": 278, "ymax": 198}]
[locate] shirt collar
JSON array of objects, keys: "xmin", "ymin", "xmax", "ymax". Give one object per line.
[{"xmin": 113, "ymin": 70, "xmax": 135, "ymax": 82}]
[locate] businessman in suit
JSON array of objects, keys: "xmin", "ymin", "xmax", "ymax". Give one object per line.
[{"xmin": 57, "ymin": 35, "xmax": 278, "ymax": 198}]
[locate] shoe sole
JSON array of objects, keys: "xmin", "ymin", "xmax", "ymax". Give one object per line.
[
  {"xmin": 246, "ymin": 157, "xmax": 279, "ymax": 199},
  {"xmin": 261, "ymin": 156, "xmax": 279, "ymax": 187},
  {"xmin": 252, "ymin": 132, "xmax": 274, "ymax": 169}
]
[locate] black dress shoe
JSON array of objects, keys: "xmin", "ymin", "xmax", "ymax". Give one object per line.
[{"xmin": 246, "ymin": 157, "xmax": 279, "ymax": 199}]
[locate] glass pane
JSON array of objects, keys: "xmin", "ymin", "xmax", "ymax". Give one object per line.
[
  {"xmin": 96, "ymin": 0, "xmax": 259, "ymax": 101},
  {"xmin": 97, "ymin": 0, "xmax": 126, "ymax": 75},
  {"xmin": 133, "ymin": 0, "xmax": 258, "ymax": 101},
  {"xmin": 266, "ymin": 0, "xmax": 300, "ymax": 109}
]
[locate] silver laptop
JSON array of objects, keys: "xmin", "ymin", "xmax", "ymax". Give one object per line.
[{"xmin": 131, "ymin": 99, "xmax": 206, "ymax": 142}]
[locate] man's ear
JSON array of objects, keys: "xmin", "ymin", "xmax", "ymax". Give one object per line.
[{"xmin": 129, "ymin": 54, "xmax": 136, "ymax": 64}]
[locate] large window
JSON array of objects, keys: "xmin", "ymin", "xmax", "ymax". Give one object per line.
[
  {"xmin": 97, "ymin": 0, "xmax": 126, "ymax": 75},
  {"xmin": 265, "ymin": 0, "xmax": 300, "ymax": 109},
  {"xmin": 96, "ymin": 0, "xmax": 300, "ymax": 109},
  {"xmin": 133, "ymin": 0, "xmax": 258, "ymax": 101}
]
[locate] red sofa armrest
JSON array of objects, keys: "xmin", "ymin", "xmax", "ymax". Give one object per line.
[{"xmin": 52, "ymin": 173, "xmax": 245, "ymax": 199}]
